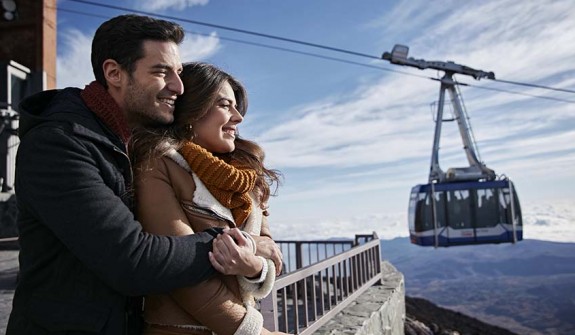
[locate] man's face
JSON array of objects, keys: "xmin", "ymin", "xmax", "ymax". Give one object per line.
[{"xmin": 122, "ymin": 40, "xmax": 183, "ymax": 127}]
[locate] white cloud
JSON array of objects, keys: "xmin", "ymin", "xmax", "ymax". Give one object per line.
[
  {"xmin": 136, "ymin": 0, "xmax": 208, "ymax": 11},
  {"xmin": 404, "ymin": 0, "xmax": 575, "ymax": 82},
  {"xmin": 258, "ymin": 74, "xmax": 437, "ymax": 169},
  {"xmin": 272, "ymin": 200, "xmax": 575, "ymax": 243},
  {"xmin": 179, "ymin": 32, "xmax": 221, "ymax": 62},
  {"xmin": 521, "ymin": 200, "xmax": 575, "ymax": 243},
  {"xmin": 258, "ymin": 0, "xmax": 575, "ymax": 180},
  {"xmin": 56, "ymin": 29, "xmax": 94, "ymax": 89}
]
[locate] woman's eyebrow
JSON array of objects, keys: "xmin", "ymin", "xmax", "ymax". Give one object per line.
[{"xmin": 217, "ymin": 97, "xmax": 234, "ymax": 104}]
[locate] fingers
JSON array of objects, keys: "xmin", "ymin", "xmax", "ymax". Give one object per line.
[
  {"xmin": 210, "ymin": 235, "xmax": 237, "ymax": 275},
  {"xmin": 253, "ymin": 236, "xmax": 283, "ymax": 276},
  {"xmin": 232, "ymin": 229, "xmax": 248, "ymax": 247},
  {"xmin": 271, "ymin": 246, "xmax": 283, "ymax": 276},
  {"xmin": 211, "ymin": 230, "xmax": 284, "ymax": 277},
  {"xmin": 223, "ymin": 228, "xmax": 245, "ymax": 245},
  {"xmin": 214, "ymin": 234, "xmax": 233, "ymax": 259},
  {"xmin": 210, "ymin": 232, "xmax": 260, "ymax": 276},
  {"xmin": 208, "ymin": 251, "xmax": 225, "ymax": 273},
  {"xmin": 217, "ymin": 232, "xmax": 242, "ymax": 254}
]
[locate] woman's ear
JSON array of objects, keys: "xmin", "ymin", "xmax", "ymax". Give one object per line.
[{"xmin": 102, "ymin": 59, "xmax": 123, "ymax": 89}]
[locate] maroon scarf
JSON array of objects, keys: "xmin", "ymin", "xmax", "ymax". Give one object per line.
[{"xmin": 80, "ymin": 81, "xmax": 132, "ymax": 145}]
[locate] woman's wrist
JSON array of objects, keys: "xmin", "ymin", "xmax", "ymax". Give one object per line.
[{"xmin": 245, "ymin": 256, "xmax": 266, "ymax": 281}]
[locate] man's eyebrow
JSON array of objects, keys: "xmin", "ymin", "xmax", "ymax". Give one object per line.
[{"xmin": 151, "ymin": 64, "xmax": 174, "ymax": 71}]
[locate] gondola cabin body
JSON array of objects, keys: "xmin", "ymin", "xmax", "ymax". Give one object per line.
[
  {"xmin": 382, "ymin": 44, "xmax": 523, "ymax": 247},
  {"xmin": 408, "ymin": 180, "xmax": 522, "ymax": 247}
]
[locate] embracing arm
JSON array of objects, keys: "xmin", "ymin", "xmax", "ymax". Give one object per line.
[{"xmin": 15, "ymin": 126, "xmax": 216, "ymax": 295}]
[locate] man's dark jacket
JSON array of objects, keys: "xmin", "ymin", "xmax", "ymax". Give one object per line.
[{"xmin": 7, "ymin": 88, "xmax": 217, "ymax": 335}]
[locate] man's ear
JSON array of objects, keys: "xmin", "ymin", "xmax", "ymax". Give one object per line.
[{"xmin": 102, "ymin": 59, "xmax": 124, "ymax": 89}]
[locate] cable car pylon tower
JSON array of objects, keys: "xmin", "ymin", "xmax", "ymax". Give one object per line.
[{"xmin": 382, "ymin": 45, "xmax": 522, "ymax": 248}]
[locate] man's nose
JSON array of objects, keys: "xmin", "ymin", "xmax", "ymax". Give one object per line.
[{"xmin": 168, "ymin": 73, "xmax": 184, "ymax": 95}]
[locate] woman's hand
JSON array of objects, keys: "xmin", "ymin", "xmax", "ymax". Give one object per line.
[
  {"xmin": 252, "ymin": 235, "xmax": 283, "ymax": 276},
  {"xmin": 209, "ymin": 228, "xmax": 262, "ymax": 277}
]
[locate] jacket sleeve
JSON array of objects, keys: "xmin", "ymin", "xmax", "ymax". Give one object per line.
[
  {"xmin": 237, "ymin": 258, "xmax": 276, "ymax": 301},
  {"xmin": 260, "ymin": 216, "xmax": 273, "ymax": 238},
  {"xmin": 170, "ymin": 277, "xmax": 261, "ymax": 335},
  {"xmin": 135, "ymin": 157, "xmax": 263, "ymax": 335},
  {"xmin": 238, "ymin": 215, "xmax": 276, "ymax": 300},
  {"xmin": 15, "ymin": 125, "xmax": 215, "ymax": 295}
]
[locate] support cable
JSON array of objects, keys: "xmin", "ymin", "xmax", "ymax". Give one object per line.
[{"xmin": 57, "ymin": 4, "xmax": 575, "ymax": 102}]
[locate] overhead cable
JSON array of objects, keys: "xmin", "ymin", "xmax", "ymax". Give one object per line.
[
  {"xmin": 66, "ymin": 0, "xmax": 380, "ymax": 60},
  {"xmin": 60, "ymin": 2, "xmax": 575, "ymax": 99}
]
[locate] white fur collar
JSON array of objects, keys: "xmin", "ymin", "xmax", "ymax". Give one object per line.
[
  {"xmin": 164, "ymin": 147, "xmax": 235, "ymax": 223},
  {"xmin": 164, "ymin": 145, "xmax": 262, "ymax": 233}
]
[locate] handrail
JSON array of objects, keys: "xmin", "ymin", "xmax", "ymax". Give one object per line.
[
  {"xmin": 279, "ymin": 239, "xmax": 355, "ymax": 274},
  {"xmin": 260, "ymin": 232, "xmax": 381, "ymax": 334}
]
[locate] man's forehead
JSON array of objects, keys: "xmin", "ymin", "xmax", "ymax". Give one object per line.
[{"xmin": 140, "ymin": 40, "xmax": 181, "ymax": 64}]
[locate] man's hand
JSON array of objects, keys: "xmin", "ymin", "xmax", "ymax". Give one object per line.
[
  {"xmin": 208, "ymin": 228, "xmax": 262, "ymax": 277},
  {"xmin": 252, "ymin": 235, "xmax": 283, "ymax": 276}
]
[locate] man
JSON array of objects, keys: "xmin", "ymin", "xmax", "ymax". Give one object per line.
[{"xmin": 6, "ymin": 14, "xmax": 269, "ymax": 335}]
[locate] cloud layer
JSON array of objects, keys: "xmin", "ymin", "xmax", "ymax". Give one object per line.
[
  {"xmin": 136, "ymin": 0, "xmax": 208, "ymax": 11},
  {"xmin": 271, "ymin": 200, "xmax": 575, "ymax": 243}
]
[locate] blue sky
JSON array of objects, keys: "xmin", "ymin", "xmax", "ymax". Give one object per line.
[{"xmin": 56, "ymin": 0, "xmax": 575, "ymax": 242}]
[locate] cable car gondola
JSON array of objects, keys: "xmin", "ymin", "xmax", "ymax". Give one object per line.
[
  {"xmin": 408, "ymin": 179, "xmax": 522, "ymax": 247},
  {"xmin": 382, "ymin": 45, "xmax": 523, "ymax": 247}
]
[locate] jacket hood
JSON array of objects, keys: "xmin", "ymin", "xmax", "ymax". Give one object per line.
[{"xmin": 17, "ymin": 88, "xmax": 119, "ymax": 148}]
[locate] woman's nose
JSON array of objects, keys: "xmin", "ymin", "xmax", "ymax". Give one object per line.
[{"xmin": 231, "ymin": 106, "xmax": 243, "ymax": 123}]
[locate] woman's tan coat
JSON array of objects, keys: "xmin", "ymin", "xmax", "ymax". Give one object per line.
[{"xmin": 135, "ymin": 156, "xmax": 273, "ymax": 335}]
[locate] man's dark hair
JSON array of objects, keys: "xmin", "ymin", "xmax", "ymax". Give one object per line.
[{"xmin": 91, "ymin": 14, "xmax": 185, "ymax": 88}]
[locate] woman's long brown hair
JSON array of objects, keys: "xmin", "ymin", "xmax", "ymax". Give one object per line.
[{"xmin": 130, "ymin": 62, "xmax": 281, "ymax": 203}]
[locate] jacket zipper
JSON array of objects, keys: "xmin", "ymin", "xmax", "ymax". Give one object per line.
[{"xmin": 186, "ymin": 205, "xmax": 236, "ymax": 227}]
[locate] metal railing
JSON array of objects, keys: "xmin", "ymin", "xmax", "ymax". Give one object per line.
[{"xmin": 260, "ymin": 232, "xmax": 382, "ymax": 334}]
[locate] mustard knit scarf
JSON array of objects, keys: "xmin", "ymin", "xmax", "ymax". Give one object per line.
[{"xmin": 179, "ymin": 141, "xmax": 257, "ymax": 226}]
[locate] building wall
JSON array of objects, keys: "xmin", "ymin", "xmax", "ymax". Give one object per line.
[
  {"xmin": 0, "ymin": 0, "xmax": 57, "ymax": 89},
  {"xmin": 1, "ymin": 0, "xmax": 56, "ymax": 236}
]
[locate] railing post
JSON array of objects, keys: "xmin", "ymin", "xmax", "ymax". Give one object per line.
[
  {"xmin": 374, "ymin": 232, "xmax": 383, "ymax": 284},
  {"xmin": 295, "ymin": 242, "xmax": 303, "ymax": 270},
  {"xmin": 271, "ymin": 235, "xmax": 383, "ymax": 334},
  {"xmin": 260, "ymin": 290, "xmax": 278, "ymax": 331}
]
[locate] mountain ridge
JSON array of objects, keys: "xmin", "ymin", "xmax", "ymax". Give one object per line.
[{"xmin": 381, "ymin": 237, "xmax": 575, "ymax": 335}]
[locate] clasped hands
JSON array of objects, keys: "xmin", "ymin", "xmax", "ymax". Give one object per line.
[{"xmin": 208, "ymin": 228, "xmax": 283, "ymax": 277}]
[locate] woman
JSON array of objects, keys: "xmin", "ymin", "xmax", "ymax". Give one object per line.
[{"xmin": 131, "ymin": 62, "xmax": 285, "ymax": 335}]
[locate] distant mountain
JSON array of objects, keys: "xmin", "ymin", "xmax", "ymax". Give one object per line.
[
  {"xmin": 381, "ymin": 238, "xmax": 575, "ymax": 335},
  {"xmin": 405, "ymin": 296, "xmax": 519, "ymax": 335}
]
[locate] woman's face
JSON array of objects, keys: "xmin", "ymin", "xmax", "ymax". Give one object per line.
[{"xmin": 192, "ymin": 81, "xmax": 243, "ymax": 153}]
